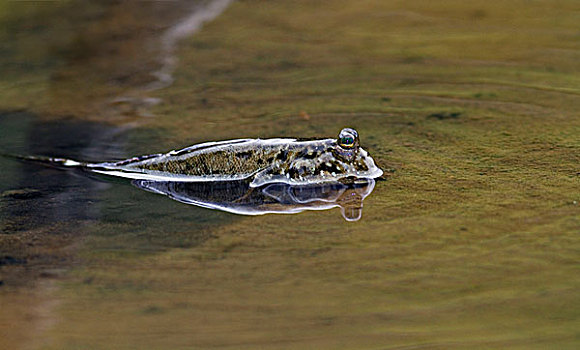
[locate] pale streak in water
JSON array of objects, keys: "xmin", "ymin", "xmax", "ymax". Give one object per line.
[
  {"xmin": 109, "ymin": 0, "xmax": 235, "ymax": 116},
  {"xmin": 147, "ymin": 0, "xmax": 236, "ymax": 91}
]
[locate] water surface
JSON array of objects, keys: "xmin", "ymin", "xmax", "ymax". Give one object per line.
[{"xmin": 1, "ymin": 1, "xmax": 579, "ymax": 349}]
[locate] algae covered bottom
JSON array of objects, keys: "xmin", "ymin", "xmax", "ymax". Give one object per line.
[{"xmin": 1, "ymin": 0, "xmax": 579, "ymax": 350}]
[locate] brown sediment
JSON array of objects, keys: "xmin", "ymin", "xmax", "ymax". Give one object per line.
[
  {"xmin": 0, "ymin": 221, "xmax": 80, "ymax": 350},
  {"xmin": 41, "ymin": 0, "xmax": 578, "ymax": 348},
  {"xmin": 1, "ymin": 0, "xmax": 580, "ymax": 349}
]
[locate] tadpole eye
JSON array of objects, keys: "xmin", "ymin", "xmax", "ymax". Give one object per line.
[
  {"xmin": 340, "ymin": 136, "xmax": 355, "ymax": 148},
  {"xmin": 337, "ymin": 128, "xmax": 359, "ymax": 150}
]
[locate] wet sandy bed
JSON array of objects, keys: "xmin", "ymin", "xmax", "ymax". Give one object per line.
[{"xmin": 1, "ymin": 0, "xmax": 579, "ymax": 349}]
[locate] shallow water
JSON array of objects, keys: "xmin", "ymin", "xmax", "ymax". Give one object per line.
[{"xmin": 1, "ymin": 1, "xmax": 579, "ymax": 349}]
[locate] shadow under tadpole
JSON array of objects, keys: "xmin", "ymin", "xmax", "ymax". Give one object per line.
[{"xmin": 133, "ymin": 178, "xmax": 377, "ymax": 222}]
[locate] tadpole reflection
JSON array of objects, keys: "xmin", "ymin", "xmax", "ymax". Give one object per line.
[{"xmin": 133, "ymin": 179, "xmax": 376, "ymax": 221}]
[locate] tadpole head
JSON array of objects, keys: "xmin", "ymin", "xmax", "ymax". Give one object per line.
[
  {"xmin": 337, "ymin": 128, "xmax": 359, "ymax": 150},
  {"xmin": 335, "ymin": 128, "xmax": 360, "ymax": 162}
]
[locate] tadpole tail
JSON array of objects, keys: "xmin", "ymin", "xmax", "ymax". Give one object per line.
[{"xmin": 0, "ymin": 152, "xmax": 87, "ymax": 169}]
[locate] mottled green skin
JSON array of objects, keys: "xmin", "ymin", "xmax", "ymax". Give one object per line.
[{"xmin": 126, "ymin": 141, "xmax": 279, "ymax": 177}]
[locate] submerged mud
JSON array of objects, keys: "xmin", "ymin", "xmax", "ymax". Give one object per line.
[{"xmin": 1, "ymin": 0, "xmax": 579, "ymax": 349}]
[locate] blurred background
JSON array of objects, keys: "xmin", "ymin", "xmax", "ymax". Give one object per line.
[{"xmin": 0, "ymin": 1, "xmax": 578, "ymax": 349}]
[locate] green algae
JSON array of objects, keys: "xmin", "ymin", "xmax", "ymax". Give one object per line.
[{"xmin": 1, "ymin": 0, "xmax": 579, "ymax": 349}]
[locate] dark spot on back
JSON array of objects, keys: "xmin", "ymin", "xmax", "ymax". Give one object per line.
[
  {"xmin": 288, "ymin": 167, "xmax": 299, "ymax": 179},
  {"xmin": 356, "ymin": 160, "xmax": 369, "ymax": 171},
  {"xmin": 237, "ymin": 151, "xmax": 252, "ymax": 160},
  {"xmin": 276, "ymin": 149, "xmax": 289, "ymax": 162}
]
